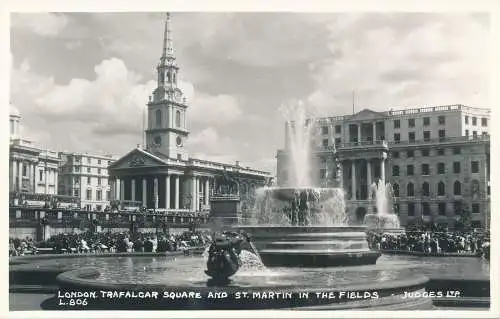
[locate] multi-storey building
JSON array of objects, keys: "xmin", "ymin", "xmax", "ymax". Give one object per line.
[
  {"xmin": 277, "ymin": 104, "xmax": 490, "ymax": 229},
  {"xmin": 9, "ymin": 103, "xmax": 60, "ymax": 195},
  {"xmin": 58, "ymin": 152, "xmax": 117, "ymax": 211}
]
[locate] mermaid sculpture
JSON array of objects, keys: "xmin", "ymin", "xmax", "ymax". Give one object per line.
[{"xmin": 205, "ymin": 231, "xmax": 254, "ymax": 281}]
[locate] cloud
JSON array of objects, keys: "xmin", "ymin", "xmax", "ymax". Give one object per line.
[
  {"xmin": 11, "ymin": 13, "xmax": 69, "ymax": 37},
  {"xmin": 305, "ymin": 13, "xmax": 490, "ymax": 114}
]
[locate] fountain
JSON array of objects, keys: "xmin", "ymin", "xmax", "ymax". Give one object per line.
[
  {"xmin": 234, "ymin": 101, "xmax": 380, "ymax": 267},
  {"xmin": 364, "ymin": 179, "xmax": 405, "ymax": 234}
]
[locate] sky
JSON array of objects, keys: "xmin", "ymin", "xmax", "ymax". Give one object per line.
[{"xmin": 9, "ymin": 12, "xmax": 491, "ymax": 174}]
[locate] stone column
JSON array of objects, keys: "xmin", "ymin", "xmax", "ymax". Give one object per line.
[
  {"xmin": 357, "ymin": 124, "xmax": 362, "ymax": 144},
  {"xmin": 18, "ymin": 161, "xmax": 23, "ymax": 192},
  {"xmin": 12, "ymin": 160, "xmax": 17, "ymax": 190},
  {"xmin": 372, "ymin": 122, "xmax": 377, "ymax": 142},
  {"xmin": 142, "ymin": 178, "xmax": 147, "ymax": 207},
  {"xmin": 367, "ymin": 160, "xmax": 372, "ymax": 192},
  {"xmin": 110, "ymin": 179, "xmax": 116, "ymax": 201},
  {"xmin": 174, "ymin": 175, "xmax": 180, "ymax": 209},
  {"xmin": 154, "ymin": 177, "xmax": 159, "ymax": 209},
  {"xmin": 120, "ymin": 179, "xmax": 125, "ymax": 201},
  {"xmin": 115, "ymin": 178, "xmax": 120, "ymax": 200},
  {"xmin": 30, "ymin": 163, "xmax": 35, "ymax": 193},
  {"xmin": 165, "ymin": 175, "xmax": 171, "ymax": 209},
  {"xmin": 381, "ymin": 158, "xmax": 386, "ymax": 183},
  {"xmin": 131, "ymin": 179, "xmax": 136, "ymax": 201},
  {"xmin": 204, "ymin": 178, "xmax": 210, "ymax": 206},
  {"xmin": 45, "ymin": 166, "xmax": 49, "ymax": 194},
  {"xmin": 191, "ymin": 176, "xmax": 197, "ymax": 211},
  {"xmin": 351, "ymin": 161, "xmax": 357, "ymax": 200}
]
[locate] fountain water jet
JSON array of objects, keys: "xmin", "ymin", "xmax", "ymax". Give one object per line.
[
  {"xmin": 235, "ymin": 100, "xmax": 380, "ymax": 267},
  {"xmin": 364, "ymin": 179, "xmax": 404, "ymax": 234}
]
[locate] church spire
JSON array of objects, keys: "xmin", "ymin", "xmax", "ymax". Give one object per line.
[{"xmin": 161, "ymin": 12, "xmax": 174, "ymax": 62}]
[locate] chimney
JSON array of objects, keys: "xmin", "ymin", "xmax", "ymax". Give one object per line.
[{"xmin": 235, "ymin": 161, "xmax": 240, "ymax": 166}]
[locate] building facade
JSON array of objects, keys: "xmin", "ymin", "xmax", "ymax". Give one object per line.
[
  {"xmin": 9, "ymin": 103, "xmax": 60, "ymax": 195},
  {"xmin": 108, "ymin": 13, "xmax": 270, "ymax": 214},
  {"xmin": 277, "ymin": 105, "xmax": 490, "ymax": 229},
  {"xmin": 58, "ymin": 152, "xmax": 117, "ymax": 211}
]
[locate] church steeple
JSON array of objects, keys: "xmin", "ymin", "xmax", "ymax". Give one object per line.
[
  {"xmin": 146, "ymin": 12, "xmax": 189, "ymax": 160},
  {"xmin": 156, "ymin": 12, "xmax": 180, "ymax": 92}
]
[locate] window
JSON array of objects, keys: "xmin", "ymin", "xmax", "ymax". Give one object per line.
[
  {"xmin": 471, "ymin": 161, "xmax": 479, "ymax": 173},
  {"xmin": 421, "ymin": 164, "xmax": 430, "ymax": 175},
  {"xmin": 98, "ymin": 168, "xmax": 101, "ymax": 174},
  {"xmin": 392, "ymin": 165, "xmax": 400, "ymax": 177},
  {"xmin": 335, "ymin": 125, "xmax": 341, "ymax": 134},
  {"xmin": 87, "ymin": 157, "xmax": 91, "ymax": 164},
  {"xmin": 472, "ymin": 117, "xmax": 477, "ymax": 125},
  {"xmin": 319, "ymin": 169, "xmax": 326, "ymax": 179},
  {"xmin": 394, "ymin": 119, "xmax": 400, "ymax": 129},
  {"xmin": 407, "ymin": 150, "xmax": 414, "ymax": 158},
  {"xmin": 393, "ymin": 183, "xmax": 400, "ymax": 197},
  {"xmin": 422, "ymin": 202, "xmax": 431, "ymax": 216},
  {"xmin": 437, "ymin": 181, "xmax": 446, "ymax": 196},
  {"xmin": 407, "ymin": 165, "xmax": 414, "ymax": 176},
  {"xmin": 465, "ymin": 129, "xmax": 469, "ymax": 137},
  {"xmin": 106, "ymin": 191, "xmax": 110, "ymax": 201},
  {"xmin": 98, "ymin": 159, "xmax": 101, "ymax": 165},
  {"xmin": 422, "ymin": 182, "xmax": 430, "ymax": 197},
  {"xmin": 438, "ymin": 116, "xmax": 445, "ymax": 124},
  {"xmin": 437, "ymin": 163, "xmax": 445, "ymax": 174},
  {"xmin": 407, "ymin": 182, "xmax": 415, "ymax": 196},
  {"xmin": 465, "ymin": 116, "xmax": 469, "ymax": 124},
  {"xmin": 481, "ymin": 118, "xmax": 488, "ymax": 127},
  {"xmin": 473, "ymin": 131, "xmax": 478, "ymax": 139},
  {"xmin": 408, "ymin": 202, "xmax": 415, "ymax": 216},
  {"xmin": 423, "ymin": 117, "xmax": 430, "ymax": 126},
  {"xmin": 86, "ymin": 189, "xmax": 92, "ymax": 200},
  {"xmin": 453, "ymin": 162, "xmax": 461, "ymax": 173},
  {"xmin": 108, "ymin": 161, "xmax": 112, "ymax": 166},
  {"xmin": 39, "ymin": 170, "xmax": 43, "ymax": 181},
  {"xmin": 175, "ymin": 110, "xmax": 181, "ymax": 127},
  {"xmin": 394, "ymin": 133, "xmax": 401, "ymax": 143},
  {"xmin": 423, "ymin": 131, "xmax": 431, "ymax": 141},
  {"xmin": 97, "ymin": 178, "xmax": 101, "ymax": 186},
  {"xmin": 453, "ymin": 181, "xmax": 461, "ymax": 195},
  {"xmin": 74, "ymin": 189, "xmax": 80, "ymax": 197},
  {"xmin": 453, "ymin": 201, "xmax": 462, "ymax": 214},
  {"xmin": 87, "ymin": 176, "xmax": 91, "ymax": 185},
  {"xmin": 453, "ymin": 147, "xmax": 461, "ymax": 155},
  {"xmin": 322, "ymin": 139, "xmax": 329, "ymax": 148},
  {"xmin": 437, "ymin": 148, "xmax": 445, "ymax": 156},
  {"xmin": 472, "ymin": 203, "xmax": 480, "ymax": 214},
  {"xmin": 438, "ymin": 202, "xmax": 446, "ymax": 215},
  {"xmin": 177, "ymin": 153, "xmax": 182, "ymax": 160},
  {"xmin": 408, "ymin": 118, "xmax": 415, "ymax": 128},
  {"xmin": 408, "ymin": 132, "xmax": 415, "ymax": 142},
  {"xmin": 96, "ymin": 190, "xmax": 102, "ymax": 201},
  {"xmin": 334, "ymin": 138, "xmax": 341, "ymax": 145},
  {"xmin": 422, "ymin": 149, "xmax": 430, "ymax": 157},
  {"xmin": 482, "ymin": 132, "xmax": 488, "ymax": 137},
  {"xmin": 392, "ymin": 151, "xmax": 399, "ymax": 159},
  {"xmin": 22, "ymin": 164, "xmax": 27, "ymax": 177},
  {"xmin": 320, "ymin": 157, "xmax": 327, "ymax": 163},
  {"xmin": 321, "ymin": 126, "xmax": 328, "ymax": 135},
  {"xmin": 87, "ymin": 167, "xmax": 91, "ymax": 173},
  {"xmin": 438, "ymin": 130, "xmax": 446, "ymax": 141}
]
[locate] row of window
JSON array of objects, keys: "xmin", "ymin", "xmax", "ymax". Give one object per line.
[
  {"xmin": 73, "ymin": 189, "xmax": 110, "ymax": 201},
  {"xmin": 393, "ymin": 180, "xmax": 468, "ymax": 197},
  {"xmin": 392, "ymin": 147, "xmax": 461, "ymax": 158},
  {"xmin": 405, "ymin": 201, "xmax": 481, "ymax": 216},
  {"xmin": 321, "ymin": 125, "xmax": 342, "ymax": 135},
  {"xmin": 73, "ymin": 166, "xmax": 107, "ymax": 175},
  {"xmin": 464, "ymin": 115, "xmax": 488, "ymax": 127},
  {"xmin": 392, "ymin": 161, "xmax": 481, "ymax": 176},
  {"xmin": 73, "ymin": 156, "xmax": 112, "ymax": 166},
  {"xmin": 155, "ymin": 109, "xmax": 182, "ymax": 128},
  {"xmin": 73, "ymin": 176, "xmax": 107, "ymax": 186},
  {"xmin": 394, "ymin": 116, "xmax": 446, "ymax": 129}
]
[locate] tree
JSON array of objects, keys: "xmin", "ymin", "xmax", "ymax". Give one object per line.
[{"xmin": 454, "ymin": 200, "xmax": 472, "ymax": 231}]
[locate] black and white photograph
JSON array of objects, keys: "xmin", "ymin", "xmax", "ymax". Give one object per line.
[{"xmin": 4, "ymin": 1, "xmax": 498, "ymax": 317}]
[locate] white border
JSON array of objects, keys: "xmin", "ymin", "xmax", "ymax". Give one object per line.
[{"xmin": 1, "ymin": 0, "xmax": 499, "ymax": 318}]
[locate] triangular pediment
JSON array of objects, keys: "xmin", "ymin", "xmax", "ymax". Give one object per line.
[
  {"xmin": 109, "ymin": 148, "xmax": 167, "ymax": 170},
  {"xmin": 347, "ymin": 109, "xmax": 387, "ymax": 121}
]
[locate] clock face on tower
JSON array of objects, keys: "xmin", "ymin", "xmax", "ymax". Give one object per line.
[
  {"xmin": 176, "ymin": 136, "xmax": 183, "ymax": 147},
  {"xmin": 154, "ymin": 136, "xmax": 162, "ymax": 146}
]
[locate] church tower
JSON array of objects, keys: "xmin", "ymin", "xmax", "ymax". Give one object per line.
[{"xmin": 145, "ymin": 12, "xmax": 189, "ymax": 160}]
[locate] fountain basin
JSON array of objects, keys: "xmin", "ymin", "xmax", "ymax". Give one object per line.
[{"xmin": 234, "ymin": 226, "xmax": 381, "ymax": 267}]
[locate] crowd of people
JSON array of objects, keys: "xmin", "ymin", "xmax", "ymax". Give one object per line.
[
  {"xmin": 9, "ymin": 230, "xmax": 212, "ymax": 256},
  {"xmin": 367, "ymin": 230, "xmax": 490, "ymax": 259}
]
